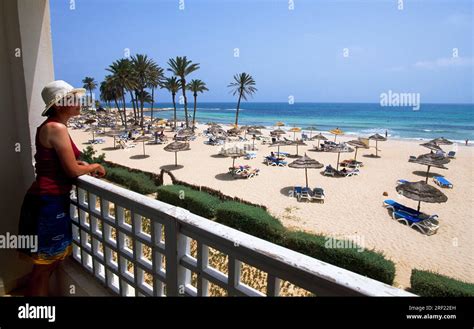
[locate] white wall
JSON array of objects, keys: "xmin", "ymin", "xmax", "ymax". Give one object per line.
[{"xmin": 0, "ymin": 0, "xmax": 54, "ymax": 293}]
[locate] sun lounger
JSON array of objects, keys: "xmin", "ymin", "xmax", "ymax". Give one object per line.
[
  {"xmin": 323, "ymin": 165, "xmax": 336, "ymax": 176},
  {"xmin": 245, "ymin": 152, "xmax": 257, "ymax": 160},
  {"xmin": 312, "ymin": 188, "xmax": 325, "ymax": 203},
  {"xmin": 409, "ymin": 155, "xmax": 417, "ymax": 162},
  {"xmin": 433, "ymin": 176, "xmax": 453, "ymax": 188},
  {"xmin": 119, "ymin": 140, "xmax": 137, "ymax": 149},
  {"xmin": 270, "ymin": 159, "xmax": 287, "ymax": 167},
  {"xmin": 383, "ymin": 199, "xmax": 438, "ymax": 220},
  {"xmin": 238, "ymin": 168, "xmax": 259, "ymax": 179},
  {"xmin": 392, "ymin": 210, "xmax": 439, "ymax": 235},
  {"xmin": 447, "ymin": 151, "xmax": 456, "ymax": 159},
  {"xmin": 345, "ymin": 169, "xmax": 360, "ymax": 177},
  {"xmin": 397, "ymin": 179, "xmax": 410, "ymax": 185}
]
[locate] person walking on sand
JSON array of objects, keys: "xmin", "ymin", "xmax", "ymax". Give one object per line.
[
  {"xmin": 18, "ymin": 81, "xmax": 106, "ymax": 296},
  {"xmin": 466, "ymin": 139, "xmax": 469, "ymax": 146},
  {"xmin": 385, "ymin": 130, "xmax": 388, "ymax": 138}
]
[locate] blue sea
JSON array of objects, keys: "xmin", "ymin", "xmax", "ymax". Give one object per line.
[{"xmin": 134, "ymin": 102, "xmax": 474, "ymax": 142}]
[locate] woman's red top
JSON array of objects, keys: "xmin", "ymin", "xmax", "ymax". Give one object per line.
[{"xmin": 27, "ymin": 118, "xmax": 81, "ymax": 195}]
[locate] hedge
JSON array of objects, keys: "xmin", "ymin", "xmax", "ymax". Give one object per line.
[
  {"xmin": 105, "ymin": 166, "xmax": 158, "ymax": 195},
  {"xmin": 410, "ymin": 269, "xmax": 474, "ymax": 297},
  {"xmin": 156, "ymin": 185, "xmax": 221, "ymax": 218},
  {"xmin": 215, "ymin": 201, "xmax": 286, "ymax": 243},
  {"xmin": 283, "ymin": 231, "xmax": 395, "ymax": 285}
]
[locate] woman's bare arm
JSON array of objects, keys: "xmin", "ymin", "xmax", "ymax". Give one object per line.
[{"xmin": 46, "ymin": 123, "xmax": 105, "ymax": 178}]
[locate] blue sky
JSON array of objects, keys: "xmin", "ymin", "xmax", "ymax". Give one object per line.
[{"xmin": 51, "ymin": 0, "xmax": 473, "ymax": 103}]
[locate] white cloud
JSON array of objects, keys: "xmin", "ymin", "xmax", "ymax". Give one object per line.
[{"xmin": 413, "ymin": 57, "xmax": 474, "ymax": 70}]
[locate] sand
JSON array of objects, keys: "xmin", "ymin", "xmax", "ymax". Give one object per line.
[{"xmin": 69, "ymin": 122, "xmax": 474, "ymax": 288}]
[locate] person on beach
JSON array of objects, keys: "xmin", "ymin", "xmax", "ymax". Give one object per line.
[
  {"xmin": 18, "ymin": 81, "xmax": 106, "ymax": 296},
  {"xmin": 385, "ymin": 130, "xmax": 388, "ymax": 138},
  {"xmin": 466, "ymin": 139, "xmax": 469, "ymax": 146}
]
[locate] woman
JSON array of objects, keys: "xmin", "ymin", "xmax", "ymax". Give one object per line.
[{"xmin": 18, "ymin": 80, "xmax": 106, "ymax": 296}]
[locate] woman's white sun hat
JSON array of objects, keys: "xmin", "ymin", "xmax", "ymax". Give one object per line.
[{"xmin": 41, "ymin": 80, "xmax": 86, "ymax": 116}]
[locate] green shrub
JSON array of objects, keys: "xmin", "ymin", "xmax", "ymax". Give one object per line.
[
  {"xmin": 410, "ymin": 269, "xmax": 474, "ymax": 297},
  {"xmin": 156, "ymin": 185, "xmax": 221, "ymax": 218},
  {"xmin": 215, "ymin": 201, "xmax": 285, "ymax": 243},
  {"xmin": 105, "ymin": 166, "xmax": 157, "ymax": 195},
  {"xmin": 81, "ymin": 146, "xmax": 105, "ymax": 164},
  {"xmin": 283, "ymin": 231, "xmax": 396, "ymax": 284}
]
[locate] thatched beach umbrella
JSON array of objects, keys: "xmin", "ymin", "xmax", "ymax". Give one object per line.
[
  {"xmin": 164, "ymin": 141, "xmax": 190, "ymax": 167},
  {"xmin": 311, "ymin": 133, "xmax": 328, "ymax": 150},
  {"xmin": 396, "ymin": 181, "xmax": 447, "ymax": 212},
  {"xmin": 135, "ymin": 135, "xmax": 152, "ymax": 157},
  {"xmin": 412, "ymin": 153, "xmax": 450, "ymax": 183},
  {"xmin": 275, "ymin": 121, "xmax": 285, "ymax": 128},
  {"xmin": 176, "ymin": 127, "xmax": 194, "ymax": 140},
  {"xmin": 270, "ymin": 128, "xmax": 286, "ymax": 137},
  {"xmin": 420, "ymin": 141, "xmax": 443, "ymax": 153},
  {"xmin": 84, "ymin": 118, "xmax": 96, "ymax": 125},
  {"xmin": 347, "ymin": 139, "xmax": 369, "ymax": 161},
  {"xmin": 227, "ymin": 127, "xmax": 242, "ymax": 136},
  {"xmin": 247, "ymin": 128, "xmax": 262, "ymax": 149},
  {"xmin": 430, "ymin": 137, "xmax": 453, "ymax": 146},
  {"xmin": 289, "ymin": 127, "xmax": 302, "ymax": 140},
  {"xmin": 270, "ymin": 140, "xmax": 290, "ymax": 157},
  {"xmin": 329, "ymin": 128, "xmax": 344, "ymax": 142},
  {"xmin": 327, "ymin": 144, "xmax": 354, "ymax": 171},
  {"xmin": 368, "ymin": 133, "xmax": 387, "ymax": 158},
  {"xmin": 223, "ymin": 148, "xmax": 248, "ymax": 170},
  {"xmin": 288, "ymin": 153, "xmax": 324, "ymax": 188},
  {"xmin": 290, "ymin": 140, "xmax": 307, "ymax": 156},
  {"xmin": 107, "ymin": 129, "xmax": 125, "ymax": 149}
]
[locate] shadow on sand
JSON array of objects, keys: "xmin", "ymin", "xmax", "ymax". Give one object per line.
[
  {"xmin": 214, "ymin": 173, "xmax": 237, "ymax": 181},
  {"xmin": 160, "ymin": 164, "xmax": 184, "ymax": 171},
  {"xmin": 130, "ymin": 154, "xmax": 150, "ymax": 160}
]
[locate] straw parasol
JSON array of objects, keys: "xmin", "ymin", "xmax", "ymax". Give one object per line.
[
  {"xmin": 107, "ymin": 129, "xmax": 125, "ymax": 149},
  {"xmin": 275, "ymin": 121, "xmax": 285, "ymax": 127},
  {"xmin": 429, "ymin": 137, "xmax": 453, "ymax": 146},
  {"xmin": 327, "ymin": 144, "xmax": 354, "ymax": 170},
  {"xmin": 420, "ymin": 141, "xmax": 443, "ymax": 153},
  {"xmin": 247, "ymin": 128, "xmax": 262, "ymax": 149},
  {"xmin": 311, "ymin": 133, "xmax": 328, "ymax": 150},
  {"xmin": 176, "ymin": 127, "xmax": 194, "ymax": 140},
  {"xmin": 222, "ymin": 148, "xmax": 248, "ymax": 169},
  {"xmin": 270, "ymin": 128, "xmax": 286, "ymax": 137},
  {"xmin": 411, "ymin": 153, "xmax": 450, "ymax": 183},
  {"xmin": 290, "ymin": 140, "xmax": 307, "ymax": 156},
  {"xmin": 289, "ymin": 127, "xmax": 302, "ymax": 140},
  {"xmin": 270, "ymin": 140, "xmax": 290, "ymax": 157},
  {"xmin": 288, "ymin": 153, "xmax": 324, "ymax": 188},
  {"xmin": 134, "ymin": 135, "xmax": 152, "ymax": 157},
  {"xmin": 227, "ymin": 127, "xmax": 242, "ymax": 136},
  {"xmin": 347, "ymin": 139, "xmax": 369, "ymax": 161},
  {"xmin": 164, "ymin": 141, "xmax": 190, "ymax": 167},
  {"xmin": 368, "ymin": 133, "xmax": 387, "ymax": 158},
  {"xmin": 396, "ymin": 181, "xmax": 447, "ymax": 212},
  {"xmin": 329, "ymin": 128, "xmax": 344, "ymax": 142}
]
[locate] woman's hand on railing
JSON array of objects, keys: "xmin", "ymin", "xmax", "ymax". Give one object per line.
[{"xmin": 90, "ymin": 163, "xmax": 106, "ymax": 178}]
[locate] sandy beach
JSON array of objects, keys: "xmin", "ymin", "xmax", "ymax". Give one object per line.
[{"xmin": 69, "ymin": 123, "xmax": 474, "ymax": 288}]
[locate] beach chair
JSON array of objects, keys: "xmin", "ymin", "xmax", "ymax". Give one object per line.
[
  {"xmin": 119, "ymin": 140, "xmax": 137, "ymax": 149},
  {"xmin": 345, "ymin": 169, "xmax": 360, "ymax": 177},
  {"xmin": 245, "ymin": 152, "xmax": 257, "ymax": 160},
  {"xmin": 447, "ymin": 151, "xmax": 456, "ymax": 159},
  {"xmin": 323, "ymin": 165, "xmax": 336, "ymax": 177},
  {"xmin": 294, "ymin": 187, "xmax": 312, "ymax": 202},
  {"xmin": 409, "ymin": 155, "xmax": 417, "ymax": 162},
  {"xmin": 383, "ymin": 199, "xmax": 438, "ymax": 220},
  {"xmin": 433, "ymin": 176, "xmax": 453, "ymax": 188},
  {"xmin": 293, "ymin": 186, "xmax": 302, "ymax": 199},
  {"xmin": 238, "ymin": 168, "xmax": 259, "ymax": 179},
  {"xmin": 270, "ymin": 159, "xmax": 287, "ymax": 167},
  {"xmin": 312, "ymin": 188, "xmax": 325, "ymax": 203},
  {"xmin": 392, "ymin": 210, "xmax": 439, "ymax": 235}
]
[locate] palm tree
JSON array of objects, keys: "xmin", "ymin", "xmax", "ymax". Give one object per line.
[
  {"xmin": 148, "ymin": 65, "xmax": 165, "ymax": 122},
  {"xmin": 100, "ymin": 76, "xmax": 124, "ymax": 124},
  {"xmin": 162, "ymin": 76, "xmax": 181, "ymax": 129},
  {"xmin": 82, "ymin": 76, "xmax": 97, "ymax": 109},
  {"xmin": 131, "ymin": 54, "xmax": 160, "ymax": 128},
  {"xmin": 106, "ymin": 59, "xmax": 137, "ymax": 129},
  {"xmin": 227, "ymin": 73, "xmax": 257, "ymax": 127},
  {"xmin": 167, "ymin": 56, "xmax": 200, "ymax": 128},
  {"xmin": 187, "ymin": 79, "xmax": 208, "ymax": 128}
]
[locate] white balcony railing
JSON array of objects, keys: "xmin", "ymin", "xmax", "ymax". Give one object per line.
[{"xmin": 70, "ymin": 175, "xmax": 414, "ymax": 297}]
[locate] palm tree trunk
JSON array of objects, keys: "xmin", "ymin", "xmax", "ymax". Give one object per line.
[
  {"xmin": 172, "ymin": 93, "xmax": 177, "ymax": 130},
  {"xmin": 150, "ymin": 88, "xmax": 155, "ymax": 121},
  {"xmin": 235, "ymin": 91, "xmax": 243, "ymax": 126},
  {"xmin": 114, "ymin": 97, "xmax": 124, "ymax": 125},
  {"xmin": 181, "ymin": 78, "xmax": 189, "ymax": 128},
  {"xmin": 129, "ymin": 91, "xmax": 137, "ymax": 121},
  {"xmin": 192, "ymin": 93, "xmax": 197, "ymax": 128},
  {"xmin": 89, "ymin": 89, "xmax": 93, "ymax": 109},
  {"xmin": 122, "ymin": 89, "xmax": 128, "ymax": 129}
]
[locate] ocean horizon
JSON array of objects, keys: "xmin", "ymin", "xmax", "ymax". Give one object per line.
[{"xmin": 116, "ymin": 102, "xmax": 473, "ymax": 142}]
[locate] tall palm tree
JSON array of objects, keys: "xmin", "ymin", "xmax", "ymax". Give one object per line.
[
  {"xmin": 148, "ymin": 65, "xmax": 165, "ymax": 122},
  {"xmin": 131, "ymin": 54, "xmax": 159, "ymax": 128},
  {"xmin": 106, "ymin": 59, "xmax": 137, "ymax": 129},
  {"xmin": 162, "ymin": 76, "xmax": 181, "ymax": 129},
  {"xmin": 101, "ymin": 76, "xmax": 125, "ymax": 125},
  {"xmin": 167, "ymin": 56, "xmax": 200, "ymax": 128},
  {"xmin": 227, "ymin": 73, "xmax": 257, "ymax": 127},
  {"xmin": 82, "ymin": 76, "xmax": 97, "ymax": 109},
  {"xmin": 187, "ymin": 79, "xmax": 208, "ymax": 128}
]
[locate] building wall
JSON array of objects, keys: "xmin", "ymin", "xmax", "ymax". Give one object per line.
[{"xmin": 0, "ymin": 0, "xmax": 54, "ymax": 293}]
